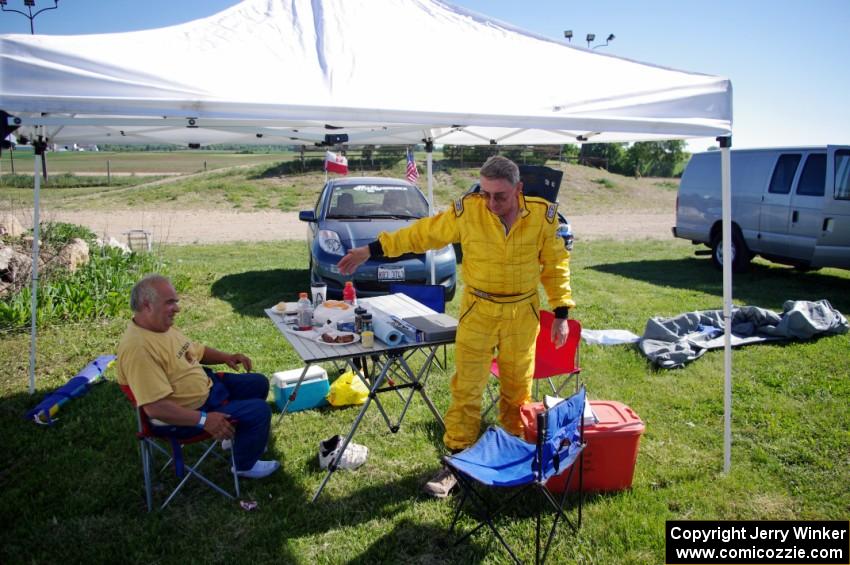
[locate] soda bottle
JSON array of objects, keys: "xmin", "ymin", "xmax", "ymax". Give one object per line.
[
  {"xmin": 343, "ymin": 281, "xmax": 357, "ymax": 306},
  {"xmin": 296, "ymin": 292, "xmax": 313, "ymax": 330}
]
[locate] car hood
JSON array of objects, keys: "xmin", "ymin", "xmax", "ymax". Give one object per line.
[{"xmin": 322, "ymin": 218, "xmax": 419, "ymax": 247}]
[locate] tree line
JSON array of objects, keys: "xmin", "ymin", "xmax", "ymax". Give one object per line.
[
  {"xmin": 443, "ymin": 140, "xmax": 692, "ymax": 178},
  {"xmin": 96, "ymin": 141, "xmax": 692, "ymax": 178}
]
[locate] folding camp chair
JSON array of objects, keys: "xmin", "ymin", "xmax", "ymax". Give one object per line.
[
  {"xmin": 389, "ymin": 282, "xmax": 449, "ymax": 369},
  {"xmin": 445, "ymin": 386, "xmax": 586, "ymax": 565},
  {"xmin": 389, "ymin": 282, "xmax": 446, "ymax": 314},
  {"xmin": 120, "ymin": 385, "xmax": 240, "ymax": 511},
  {"xmin": 484, "ymin": 313, "xmax": 581, "ymax": 418}
]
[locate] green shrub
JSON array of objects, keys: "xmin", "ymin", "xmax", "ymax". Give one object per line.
[
  {"xmin": 37, "ymin": 221, "xmax": 97, "ymax": 246},
  {"xmin": 0, "ymin": 246, "xmax": 162, "ymax": 332}
]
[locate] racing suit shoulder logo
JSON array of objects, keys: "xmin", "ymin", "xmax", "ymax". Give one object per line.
[
  {"xmin": 546, "ymin": 202, "xmax": 558, "ymax": 223},
  {"xmin": 454, "ymin": 197, "xmax": 465, "ymax": 217}
]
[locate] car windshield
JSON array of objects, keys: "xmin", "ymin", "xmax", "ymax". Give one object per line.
[{"xmin": 326, "ymin": 184, "xmax": 429, "ymax": 219}]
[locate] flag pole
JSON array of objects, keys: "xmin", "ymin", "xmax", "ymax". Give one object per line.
[{"xmin": 425, "ymin": 140, "xmax": 436, "ymax": 284}]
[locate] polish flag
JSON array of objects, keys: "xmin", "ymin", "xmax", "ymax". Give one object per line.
[{"xmin": 324, "ymin": 151, "xmax": 349, "ymax": 175}]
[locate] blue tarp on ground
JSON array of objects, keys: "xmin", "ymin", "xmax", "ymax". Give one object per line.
[{"xmin": 639, "ymin": 300, "xmax": 848, "ymax": 369}]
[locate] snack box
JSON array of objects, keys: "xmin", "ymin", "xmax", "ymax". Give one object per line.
[
  {"xmin": 520, "ymin": 399, "xmax": 644, "ymax": 492},
  {"xmin": 272, "ymin": 366, "xmax": 329, "ymax": 413}
]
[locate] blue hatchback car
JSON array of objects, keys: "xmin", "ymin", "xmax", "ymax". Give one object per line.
[{"xmin": 298, "ymin": 177, "xmax": 457, "ymax": 300}]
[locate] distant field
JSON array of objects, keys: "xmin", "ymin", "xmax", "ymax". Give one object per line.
[
  {"xmin": 0, "ymin": 150, "xmax": 678, "ymax": 216},
  {"xmin": 0, "ymin": 150, "xmax": 299, "ymax": 174}
]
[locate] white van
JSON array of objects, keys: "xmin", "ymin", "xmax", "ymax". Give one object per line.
[{"xmin": 673, "ymin": 146, "xmax": 850, "ymax": 271}]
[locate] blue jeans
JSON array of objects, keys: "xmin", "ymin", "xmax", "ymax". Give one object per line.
[{"xmin": 155, "ymin": 370, "xmax": 271, "ymax": 472}]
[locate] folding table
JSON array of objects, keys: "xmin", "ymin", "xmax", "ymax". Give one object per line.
[{"xmin": 265, "ymin": 293, "xmax": 455, "ymax": 502}]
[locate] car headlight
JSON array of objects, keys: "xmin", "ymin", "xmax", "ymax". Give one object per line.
[{"xmin": 318, "ymin": 230, "xmax": 345, "ymax": 256}]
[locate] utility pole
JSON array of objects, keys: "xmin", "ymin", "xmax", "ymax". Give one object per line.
[{"xmin": 0, "ymin": 0, "xmax": 61, "ymax": 35}]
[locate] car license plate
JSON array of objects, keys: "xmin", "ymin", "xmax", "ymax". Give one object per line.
[{"xmin": 378, "ymin": 265, "xmax": 405, "ymax": 281}]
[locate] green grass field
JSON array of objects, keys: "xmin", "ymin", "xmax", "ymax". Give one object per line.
[
  {"xmin": 1, "ymin": 239, "xmax": 847, "ymax": 564},
  {"xmin": 0, "ymin": 150, "xmax": 299, "ymax": 174}
]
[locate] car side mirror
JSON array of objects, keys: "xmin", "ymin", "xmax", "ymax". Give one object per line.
[{"xmin": 299, "ymin": 210, "xmax": 317, "ymax": 222}]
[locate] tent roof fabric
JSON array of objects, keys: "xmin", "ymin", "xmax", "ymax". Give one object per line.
[{"xmin": 0, "ymin": 0, "xmax": 732, "ymax": 145}]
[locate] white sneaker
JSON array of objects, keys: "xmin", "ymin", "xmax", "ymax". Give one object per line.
[
  {"xmin": 318, "ymin": 435, "xmax": 368, "ymax": 470},
  {"xmin": 236, "ymin": 459, "xmax": 280, "ymax": 479}
]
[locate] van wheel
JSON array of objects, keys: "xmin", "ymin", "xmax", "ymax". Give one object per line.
[{"xmin": 711, "ymin": 231, "xmax": 751, "ymax": 273}]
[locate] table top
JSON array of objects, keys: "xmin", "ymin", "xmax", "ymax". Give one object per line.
[{"xmin": 265, "ymin": 293, "xmax": 455, "ymax": 363}]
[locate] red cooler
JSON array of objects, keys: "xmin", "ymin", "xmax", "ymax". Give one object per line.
[{"xmin": 520, "ymin": 400, "xmax": 644, "ymax": 493}]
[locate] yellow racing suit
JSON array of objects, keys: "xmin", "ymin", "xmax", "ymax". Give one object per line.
[{"xmin": 377, "ymin": 192, "xmax": 574, "ymax": 450}]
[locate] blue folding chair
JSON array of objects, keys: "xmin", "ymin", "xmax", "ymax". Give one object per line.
[
  {"xmin": 389, "ymin": 283, "xmax": 449, "ymax": 369},
  {"xmin": 389, "ymin": 282, "xmax": 446, "ymax": 313},
  {"xmin": 444, "ymin": 386, "xmax": 586, "ymax": 564}
]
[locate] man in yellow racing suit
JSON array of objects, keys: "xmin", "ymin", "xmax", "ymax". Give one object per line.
[{"xmin": 338, "ymin": 156, "xmax": 574, "ymax": 497}]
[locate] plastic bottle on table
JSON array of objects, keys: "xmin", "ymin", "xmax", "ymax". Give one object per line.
[
  {"xmin": 361, "ymin": 313, "xmax": 374, "ymax": 347},
  {"xmin": 296, "ymin": 292, "xmax": 313, "ymax": 330},
  {"xmin": 354, "ymin": 306, "xmax": 366, "ymax": 334},
  {"xmin": 343, "ymin": 281, "xmax": 357, "ymax": 306}
]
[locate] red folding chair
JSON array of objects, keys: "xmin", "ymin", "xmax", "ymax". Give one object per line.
[
  {"xmin": 120, "ymin": 384, "xmax": 240, "ymax": 511},
  {"xmin": 484, "ymin": 312, "xmax": 582, "ymax": 418}
]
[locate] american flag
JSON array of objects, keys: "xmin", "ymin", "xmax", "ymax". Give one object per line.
[{"xmin": 406, "ymin": 149, "xmax": 419, "ymax": 183}]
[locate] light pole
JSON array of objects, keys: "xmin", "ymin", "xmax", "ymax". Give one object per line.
[
  {"xmin": 592, "ymin": 33, "xmax": 615, "ymax": 49},
  {"xmin": 564, "ymin": 29, "xmax": 615, "ymax": 50},
  {"xmin": 0, "ymin": 0, "xmax": 60, "ymax": 35}
]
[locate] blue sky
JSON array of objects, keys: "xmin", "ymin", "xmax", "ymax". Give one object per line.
[{"xmin": 2, "ymin": 0, "xmax": 848, "ymax": 152}]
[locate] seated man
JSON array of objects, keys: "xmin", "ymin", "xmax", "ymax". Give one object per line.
[{"xmin": 117, "ymin": 274, "xmax": 280, "ymax": 479}]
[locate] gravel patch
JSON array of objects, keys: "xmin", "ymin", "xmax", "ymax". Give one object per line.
[{"xmin": 13, "ymin": 208, "xmax": 674, "ymax": 245}]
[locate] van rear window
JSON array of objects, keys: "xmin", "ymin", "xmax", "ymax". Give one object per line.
[
  {"xmin": 768, "ymin": 154, "xmax": 801, "ymax": 194},
  {"xmin": 836, "ymin": 150, "xmax": 850, "ymax": 200},
  {"xmin": 796, "ymin": 154, "xmax": 826, "ymax": 197}
]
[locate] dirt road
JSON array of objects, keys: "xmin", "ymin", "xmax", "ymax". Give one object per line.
[{"xmin": 14, "ymin": 208, "xmax": 674, "ymax": 245}]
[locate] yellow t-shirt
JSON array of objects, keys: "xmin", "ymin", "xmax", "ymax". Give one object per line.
[{"xmin": 116, "ymin": 321, "xmax": 211, "ymax": 409}]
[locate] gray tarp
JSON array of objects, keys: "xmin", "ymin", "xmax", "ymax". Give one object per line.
[{"xmin": 639, "ymin": 300, "xmax": 848, "ymax": 369}]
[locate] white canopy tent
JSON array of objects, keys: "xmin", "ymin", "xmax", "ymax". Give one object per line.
[{"xmin": 0, "ymin": 0, "xmax": 735, "ymax": 470}]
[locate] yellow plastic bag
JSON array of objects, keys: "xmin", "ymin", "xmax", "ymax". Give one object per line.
[{"xmin": 326, "ymin": 370, "xmax": 369, "ymax": 407}]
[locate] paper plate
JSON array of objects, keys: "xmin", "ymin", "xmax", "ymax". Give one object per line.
[
  {"xmin": 272, "ymin": 302, "xmax": 298, "ymax": 314},
  {"xmin": 283, "ymin": 326, "xmax": 320, "ymax": 339},
  {"xmin": 321, "ymin": 300, "xmax": 351, "ymax": 310},
  {"xmin": 315, "ymin": 331, "xmax": 360, "ymax": 346}
]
